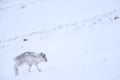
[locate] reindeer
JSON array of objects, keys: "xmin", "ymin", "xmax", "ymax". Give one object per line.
[{"xmin": 14, "ymin": 52, "xmax": 47, "ymax": 75}]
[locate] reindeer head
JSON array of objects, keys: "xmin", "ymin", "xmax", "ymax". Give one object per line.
[{"xmin": 39, "ymin": 52, "xmax": 47, "ymax": 62}]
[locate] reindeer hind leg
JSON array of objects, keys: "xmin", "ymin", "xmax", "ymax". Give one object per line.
[
  {"xmin": 15, "ymin": 67, "xmax": 18, "ymax": 75},
  {"xmin": 14, "ymin": 63, "xmax": 21, "ymax": 75}
]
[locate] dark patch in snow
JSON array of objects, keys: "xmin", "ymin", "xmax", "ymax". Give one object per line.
[
  {"xmin": 20, "ymin": 4, "xmax": 26, "ymax": 8},
  {"xmin": 0, "ymin": 0, "xmax": 43, "ymax": 10},
  {"xmin": 23, "ymin": 39, "xmax": 28, "ymax": 41},
  {"xmin": 114, "ymin": 16, "xmax": 119, "ymax": 20},
  {"xmin": 104, "ymin": 58, "xmax": 108, "ymax": 62}
]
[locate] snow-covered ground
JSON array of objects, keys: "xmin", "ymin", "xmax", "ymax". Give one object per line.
[{"xmin": 0, "ymin": 0, "xmax": 120, "ymax": 80}]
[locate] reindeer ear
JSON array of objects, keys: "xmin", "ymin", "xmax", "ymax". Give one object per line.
[{"xmin": 40, "ymin": 52, "xmax": 44, "ymax": 56}]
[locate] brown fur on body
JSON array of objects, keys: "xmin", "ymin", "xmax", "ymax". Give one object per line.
[{"xmin": 14, "ymin": 52, "xmax": 47, "ymax": 75}]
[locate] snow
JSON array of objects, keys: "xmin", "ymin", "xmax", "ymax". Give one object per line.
[{"xmin": 0, "ymin": 0, "xmax": 120, "ymax": 80}]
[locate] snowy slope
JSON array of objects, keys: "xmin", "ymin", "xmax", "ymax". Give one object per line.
[{"xmin": 0, "ymin": 0, "xmax": 120, "ymax": 80}]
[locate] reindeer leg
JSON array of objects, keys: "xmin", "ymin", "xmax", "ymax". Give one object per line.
[
  {"xmin": 36, "ymin": 63, "xmax": 41, "ymax": 71},
  {"xmin": 14, "ymin": 63, "xmax": 20, "ymax": 75},
  {"xmin": 15, "ymin": 67, "xmax": 18, "ymax": 75},
  {"xmin": 28, "ymin": 64, "xmax": 32, "ymax": 72}
]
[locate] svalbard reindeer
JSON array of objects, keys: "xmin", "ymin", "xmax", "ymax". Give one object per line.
[{"xmin": 14, "ymin": 52, "xmax": 47, "ymax": 75}]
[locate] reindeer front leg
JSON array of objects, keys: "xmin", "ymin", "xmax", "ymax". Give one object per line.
[
  {"xmin": 35, "ymin": 63, "xmax": 41, "ymax": 71},
  {"xmin": 28, "ymin": 64, "xmax": 32, "ymax": 72}
]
